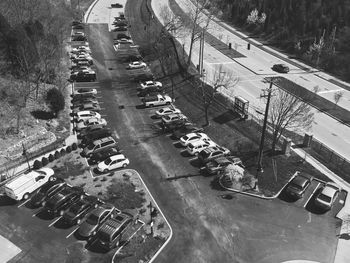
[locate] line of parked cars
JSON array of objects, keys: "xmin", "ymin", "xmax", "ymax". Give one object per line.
[
  {"xmin": 3, "ymin": 167, "xmax": 134, "ymax": 250},
  {"xmin": 283, "ymin": 172, "xmax": 341, "ymax": 211},
  {"xmin": 70, "ymin": 20, "xmax": 96, "ymax": 82}
]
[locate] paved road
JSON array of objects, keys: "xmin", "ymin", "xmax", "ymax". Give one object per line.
[
  {"xmin": 85, "ymin": 1, "xmax": 343, "ymax": 262},
  {"xmin": 151, "ymin": 0, "xmax": 350, "ymax": 161}
]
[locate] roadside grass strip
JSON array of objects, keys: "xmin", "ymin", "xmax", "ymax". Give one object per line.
[
  {"xmin": 48, "ymin": 216, "xmax": 62, "ymax": 227},
  {"xmin": 304, "ymin": 182, "xmax": 321, "ymax": 208}
]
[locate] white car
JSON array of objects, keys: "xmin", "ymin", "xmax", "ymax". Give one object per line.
[
  {"xmin": 127, "ymin": 61, "xmax": 146, "ymax": 69},
  {"xmin": 75, "ymin": 88, "xmax": 97, "ymax": 95},
  {"xmin": 76, "ymin": 111, "xmax": 101, "ymax": 123},
  {"xmin": 314, "ymin": 183, "xmax": 341, "ymax": 210},
  {"xmin": 161, "ymin": 113, "xmax": 187, "ymax": 125},
  {"xmin": 179, "ymin": 132, "xmax": 210, "ymax": 147},
  {"xmin": 97, "ymin": 154, "xmax": 130, "ymax": 172},
  {"xmin": 76, "ymin": 117, "xmax": 107, "ymax": 131},
  {"xmin": 187, "ymin": 140, "xmax": 216, "ymax": 155},
  {"xmin": 155, "ymin": 106, "xmax": 181, "ymax": 118},
  {"xmin": 140, "ymin": 80, "xmax": 162, "ymax": 90},
  {"xmin": 116, "ymin": 38, "xmax": 133, "ymax": 44}
]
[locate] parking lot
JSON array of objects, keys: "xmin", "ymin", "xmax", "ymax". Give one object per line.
[{"xmin": 0, "ymin": 16, "xmax": 346, "ymax": 263}]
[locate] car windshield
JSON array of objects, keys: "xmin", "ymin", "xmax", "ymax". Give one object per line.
[
  {"xmin": 318, "ymin": 193, "xmax": 331, "ymax": 203},
  {"xmin": 86, "ymin": 214, "xmax": 99, "ymax": 225},
  {"xmin": 97, "ymin": 230, "xmax": 110, "ymax": 242},
  {"xmin": 183, "ymin": 135, "xmax": 189, "ymax": 140},
  {"xmin": 290, "ymin": 183, "xmax": 303, "ymax": 190},
  {"xmin": 104, "ymin": 157, "xmax": 112, "ymax": 164},
  {"xmin": 70, "ymin": 204, "xmax": 83, "ymax": 214}
]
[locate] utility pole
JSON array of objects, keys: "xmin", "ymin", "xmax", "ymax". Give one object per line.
[
  {"xmin": 198, "ymin": 29, "xmax": 205, "ymax": 77},
  {"xmin": 257, "ymin": 79, "xmax": 274, "ymax": 173}
]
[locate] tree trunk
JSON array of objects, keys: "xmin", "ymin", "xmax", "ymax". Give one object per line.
[
  {"xmin": 187, "ymin": 33, "xmax": 195, "ymax": 65},
  {"xmin": 16, "ymin": 107, "xmax": 21, "ymax": 134},
  {"xmin": 168, "ymin": 37, "xmax": 184, "ymax": 74}
]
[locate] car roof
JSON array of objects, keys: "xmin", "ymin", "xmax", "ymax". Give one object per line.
[
  {"xmin": 109, "ymin": 154, "xmax": 125, "ymax": 160},
  {"xmin": 99, "ymin": 213, "xmax": 131, "ymax": 235},
  {"xmin": 291, "ymin": 175, "xmax": 310, "ymax": 186},
  {"xmin": 322, "ymin": 184, "xmax": 339, "ymax": 196},
  {"xmin": 94, "ymin": 136, "xmax": 115, "ymax": 144}
]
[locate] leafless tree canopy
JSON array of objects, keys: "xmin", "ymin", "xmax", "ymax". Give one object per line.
[{"xmin": 268, "ymin": 89, "xmax": 314, "ymax": 151}]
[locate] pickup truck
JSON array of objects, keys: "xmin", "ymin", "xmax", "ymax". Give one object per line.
[{"xmin": 142, "ymin": 94, "xmax": 172, "ymax": 107}]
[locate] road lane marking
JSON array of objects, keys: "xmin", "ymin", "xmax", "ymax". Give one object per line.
[
  {"xmin": 48, "ymin": 216, "xmax": 62, "ymax": 227},
  {"xmin": 17, "ymin": 199, "xmax": 31, "ymax": 208},
  {"xmin": 66, "ymin": 227, "xmax": 79, "ymax": 239},
  {"xmin": 304, "ymin": 182, "xmax": 320, "ymax": 208}
]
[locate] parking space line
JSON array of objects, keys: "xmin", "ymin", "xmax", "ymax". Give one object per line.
[
  {"xmin": 304, "ymin": 182, "xmax": 320, "ymax": 208},
  {"xmin": 48, "ymin": 216, "xmax": 62, "ymax": 227},
  {"xmin": 66, "ymin": 227, "xmax": 79, "ymax": 239},
  {"xmin": 17, "ymin": 199, "xmax": 31, "ymax": 208},
  {"xmin": 188, "ymin": 157, "xmax": 197, "ymax": 161},
  {"xmin": 32, "ymin": 208, "xmax": 43, "ymax": 217},
  {"xmin": 180, "ymin": 149, "xmax": 187, "ymax": 153},
  {"xmin": 172, "ymin": 141, "xmax": 180, "ymax": 145},
  {"xmin": 113, "ymin": 130, "xmax": 120, "ymax": 140},
  {"xmin": 165, "ymin": 134, "xmax": 173, "ymax": 137}
]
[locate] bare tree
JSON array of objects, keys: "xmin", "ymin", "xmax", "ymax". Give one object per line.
[
  {"xmin": 333, "ymin": 91, "xmax": 344, "ymax": 106},
  {"xmin": 199, "ymin": 65, "xmax": 239, "ymax": 126},
  {"xmin": 268, "ymin": 89, "xmax": 314, "ymax": 152},
  {"xmin": 182, "ymin": 0, "xmax": 215, "ymax": 65}
]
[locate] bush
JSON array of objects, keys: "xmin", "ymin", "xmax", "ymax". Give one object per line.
[
  {"xmin": 41, "ymin": 157, "xmax": 49, "ymax": 166},
  {"xmin": 45, "ymin": 88, "xmax": 65, "ymax": 117},
  {"xmin": 66, "ymin": 146, "xmax": 72, "ymax": 153},
  {"xmin": 33, "ymin": 160, "xmax": 42, "ymax": 169},
  {"xmin": 48, "ymin": 154, "xmax": 54, "ymax": 162},
  {"xmin": 54, "ymin": 151, "xmax": 60, "ymax": 159},
  {"xmin": 72, "ymin": 143, "xmax": 78, "ymax": 150},
  {"xmin": 60, "ymin": 148, "xmax": 66, "ymax": 155}
]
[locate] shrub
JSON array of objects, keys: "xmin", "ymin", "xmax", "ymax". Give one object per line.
[
  {"xmin": 33, "ymin": 160, "xmax": 42, "ymax": 169},
  {"xmin": 54, "ymin": 151, "xmax": 60, "ymax": 159},
  {"xmin": 45, "ymin": 88, "xmax": 65, "ymax": 117},
  {"xmin": 48, "ymin": 154, "xmax": 54, "ymax": 162},
  {"xmin": 66, "ymin": 146, "xmax": 72, "ymax": 153},
  {"xmin": 71, "ymin": 143, "xmax": 78, "ymax": 150},
  {"xmin": 41, "ymin": 157, "xmax": 49, "ymax": 166},
  {"xmin": 60, "ymin": 148, "xmax": 66, "ymax": 155}
]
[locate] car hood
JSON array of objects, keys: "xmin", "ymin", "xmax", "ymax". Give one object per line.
[
  {"xmin": 78, "ymin": 222, "xmax": 95, "ymax": 237},
  {"xmin": 98, "ymin": 162, "xmax": 108, "ymax": 170}
]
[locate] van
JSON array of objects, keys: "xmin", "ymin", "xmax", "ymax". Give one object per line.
[
  {"xmin": 83, "ymin": 137, "xmax": 118, "ymax": 157},
  {"xmin": 4, "ymin": 168, "xmax": 55, "ymax": 201}
]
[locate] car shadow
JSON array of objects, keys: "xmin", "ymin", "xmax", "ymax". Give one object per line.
[
  {"xmin": 0, "ymin": 196, "xmax": 17, "ymax": 207},
  {"xmin": 189, "ymin": 158, "xmax": 202, "ymax": 168},
  {"xmin": 135, "ymin": 104, "xmax": 146, "ymax": 109},
  {"xmin": 35, "ymin": 209, "xmax": 56, "ymax": 220},
  {"xmin": 54, "ymin": 219, "xmax": 73, "ymax": 229},
  {"xmin": 173, "ymin": 142, "xmax": 184, "ymax": 148},
  {"xmin": 304, "ymin": 188, "xmax": 328, "ymax": 215},
  {"xmin": 85, "ymin": 241, "xmax": 109, "ymax": 254},
  {"xmin": 180, "ymin": 151, "xmax": 192, "ymax": 158},
  {"xmin": 277, "ymin": 191, "xmax": 298, "ymax": 203}
]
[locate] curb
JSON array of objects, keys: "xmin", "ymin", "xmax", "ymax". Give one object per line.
[
  {"xmin": 217, "ymin": 171, "xmax": 298, "ymax": 200},
  {"xmin": 84, "ymin": 0, "xmax": 99, "ymax": 23},
  {"xmin": 111, "ymin": 169, "xmax": 173, "ymax": 263}
]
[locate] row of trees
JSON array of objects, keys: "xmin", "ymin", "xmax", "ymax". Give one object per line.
[{"xmin": 213, "ymin": 0, "xmax": 350, "ymax": 80}]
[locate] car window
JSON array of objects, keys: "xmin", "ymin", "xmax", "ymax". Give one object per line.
[
  {"xmin": 35, "ymin": 175, "xmax": 46, "ymax": 182},
  {"xmin": 318, "ymin": 193, "xmax": 332, "ymax": 203}
]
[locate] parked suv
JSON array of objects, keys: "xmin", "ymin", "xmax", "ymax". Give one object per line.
[
  {"xmin": 83, "ymin": 137, "xmax": 118, "ymax": 157},
  {"xmin": 204, "ymin": 156, "xmax": 244, "ymax": 175},
  {"xmin": 93, "ymin": 212, "xmax": 133, "ymax": 250},
  {"xmin": 197, "ymin": 146, "xmax": 230, "ymax": 164},
  {"xmin": 43, "ymin": 185, "xmax": 84, "ymax": 216},
  {"xmin": 81, "ymin": 129, "xmax": 112, "ymax": 147}
]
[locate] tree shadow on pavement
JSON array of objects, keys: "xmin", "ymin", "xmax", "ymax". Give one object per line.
[{"xmin": 31, "ymin": 110, "xmax": 55, "ymax": 120}]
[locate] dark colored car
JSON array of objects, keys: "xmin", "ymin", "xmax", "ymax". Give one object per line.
[
  {"xmin": 272, "ymin": 63, "xmax": 289, "ymax": 73},
  {"xmin": 88, "ymin": 147, "xmax": 121, "ymax": 165},
  {"xmin": 77, "ymin": 203, "xmax": 116, "ymax": 238},
  {"xmin": 285, "ymin": 173, "xmax": 313, "ymax": 199},
  {"xmin": 115, "ymin": 33, "xmax": 130, "ymax": 40},
  {"xmin": 62, "ymin": 195, "xmax": 101, "ymax": 225},
  {"xmin": 113, "ymin": 26, "xmax": 128, "ymax": 32},
  {"xmin": 111, "ymin": 3, "xmax": 123, "ymax": 8},
  {"xmin": 81, "ymin": 129, "xmax": 113, "ymax": 147},
  {"xmin": 92, "ymin": 212, "xmax": 132, "ymax": 250},
  {"xmin": 29, "ymin": 179, "xmax": 65, "ymax": 208},
  {"xmin": 73, "ymin": 103, "xmax": 101, "ymax": 113},
  {"xmin": 72, "ymin": 94, "xmax": 97, "ymax": 104},
  {"xmin": 72, "ymin": 20, "xmax": 83, "ymax": 26},
  {"xmin": 43, "ymin": 185, "xmax": 84, "ymax": 217},
  {"xmin": 138, "ymin": 87, "xmax": 163, "ymax": 97},
  {"xmin": 73, "ymin": 98, "xmax": 99, "ymax": 107},
  {"xmin": 197, "ymin": 146, "xmax": 230, "ymax": 164},
  {"xmin": 72, "ymin": 71, "xmax": 96, "ymax": 82},
  {"xmin": 72, "ymin": 24, "xmax": 84, "ymax": 29},
  {"xmin": 204, "ymin": 156, "xmax": 243, "ymax": 175},
  {"xmin": 113, "ymin": 20, "xmax": 128, "ymax": 27},
  {"xmin": 172, "ymin": 123, "xmax": 204, "ymax": 139},
  {"xmin": 78, "ymin": 124, "xmax": 106, "ymax": 139}
]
